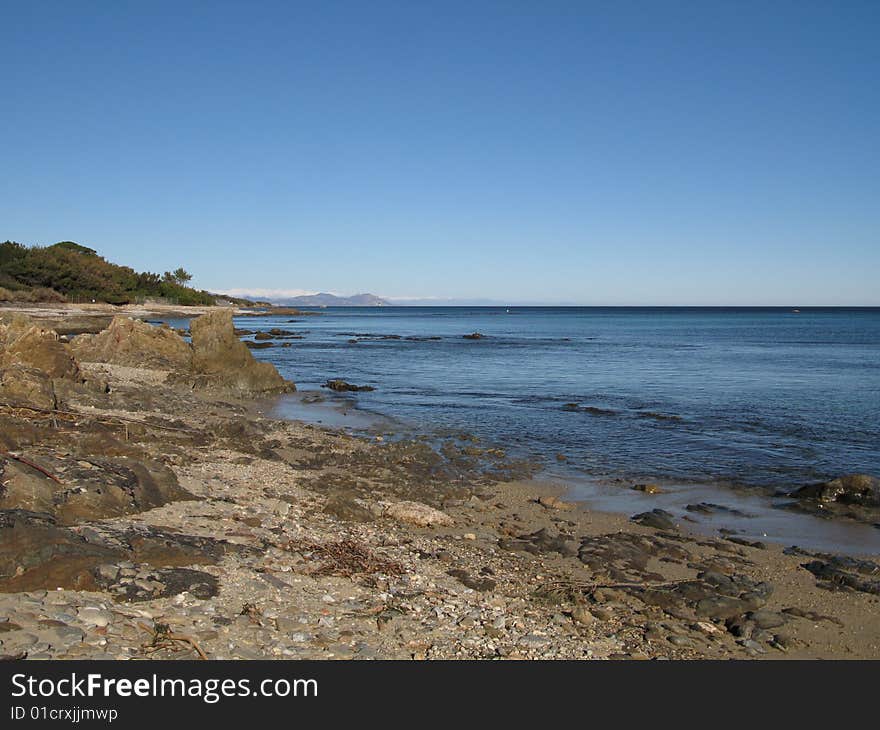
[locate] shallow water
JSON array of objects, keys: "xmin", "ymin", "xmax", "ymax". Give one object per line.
[
  {"xmin": 551, "ymin": 473, "xmax": 880, "ymax": 555},
  {"xmin": 242, "ymin": 306, "xmax": 880, "ymax": 552}
]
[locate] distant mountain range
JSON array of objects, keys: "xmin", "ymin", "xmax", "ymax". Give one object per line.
[{"xmin": 272, "ymin": 292, "xmax": 388, "ymax": 307}]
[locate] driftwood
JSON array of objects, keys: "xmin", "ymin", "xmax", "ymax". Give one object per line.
[
  {"xmin": 0, "ymin": 451, "xmax": 64, "ymax": 484},
  {"xmin": 138, "ymin": 622, "xmax": 208, "ymax": 660}
]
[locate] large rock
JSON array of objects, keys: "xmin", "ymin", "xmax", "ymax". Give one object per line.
[
  {"xmin": 383, "ymin": 500, "xmax": 454, "ymax": 527},
  {"xmin": 0, "ymin": 324, "xmax": 80, "ymax": 380},
  {"xmin": 0, "ymin": 450, "xmax": 194, "ymax": 525},
  {"xmin": 794, "ymin": 474, "xmax": 880, "ymax": 507},
  {"xmin": 189, "ymin": 309, "xmax": 290, "ymax": 395},
  {"xmin": 71, "ymin": 316, "xmax": 193, "ymax": 370},
  {"xmin": 0, "ymin": 365, "xmax": 57, "ymax": 409}
]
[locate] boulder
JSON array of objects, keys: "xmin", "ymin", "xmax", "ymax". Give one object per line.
[
  {"xmin": 71, "ymin": 316, "xmax": 193, "ymax": 370},
  {"xmin": 794, "ymin": 474, "xmax": 880, "ymax": 507},
  {"xmin": 0, "ymin": 451, "xmax": 195, "ymax": 525},
  {"xmin": 0, "ymin": 365, "xmax": 57, "ymax": 409},
  {"xmin": 383, "ymin": 500, "xmax": 454, "ymax": 527},
  {"xmin": 188, "ymin": 309, "xmax": 291, "ymax": 395},
  {"xmin": 0, "ymin": 325, "xmax": 80, "ymax": 380},
  {"xmin": 631, "ymin": 508, "xmax": 678, "ymax": 531}
]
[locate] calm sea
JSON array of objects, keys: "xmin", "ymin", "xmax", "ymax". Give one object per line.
[{"xmin": 227, "ymin": 306, "xmax": 880, "ymax": 550}]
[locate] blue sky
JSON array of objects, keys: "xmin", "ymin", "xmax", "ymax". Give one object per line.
[{"xmin": 2, "ymin": 1, "xmax": 878, "ymax": 305}]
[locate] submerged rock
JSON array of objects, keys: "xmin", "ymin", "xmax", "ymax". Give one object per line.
[
  {"xmin": 631, "ymin": 508, "xmax": 678, "ymax": 531},
  {"xmin": 463, "ymin": 332, "xmax": 486, "ymax": 340},
  {"xmin": 322, "ymin": 379, "xmax": 375, "ymax": 392},
  {"xmin": 794, "ymin": 474, "xmax": 880, "ymax": 508}
]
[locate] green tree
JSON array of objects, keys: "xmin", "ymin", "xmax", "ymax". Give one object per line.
[{"xmin": 172, "ymin": 267, "xmax": 192, "ymax": 285}]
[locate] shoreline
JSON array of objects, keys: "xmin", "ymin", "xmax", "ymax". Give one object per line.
[
  {"xmin": 269, "ymin": 387, "xmax": 880, "ymax": 558},
  {"xmin": 0, "ymin": 308, "xmax": 878, "ymax": 659}
]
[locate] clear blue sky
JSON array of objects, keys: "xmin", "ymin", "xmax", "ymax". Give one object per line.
[{"xmin": 2, "ymin": 1, "xmax": 878, "ymax": 305}]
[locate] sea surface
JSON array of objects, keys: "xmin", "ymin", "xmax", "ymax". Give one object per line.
[{"xmin": 228, "ymin": 306, "xmax": 880, "ymax": 552}]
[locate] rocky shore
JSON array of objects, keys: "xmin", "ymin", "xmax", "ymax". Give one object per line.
[{"xmin": 0, "ymin": 305, "xmax": 878, "ymax": 660}]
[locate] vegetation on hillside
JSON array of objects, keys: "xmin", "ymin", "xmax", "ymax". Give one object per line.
[{"xmin": 0, "ymin": 240, "xmax": 221, "ymax": 305}]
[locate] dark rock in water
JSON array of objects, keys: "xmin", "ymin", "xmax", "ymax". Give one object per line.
[
  {"xmin": 636, "ymin": 411, "xmax": 683, "ymax": 422},
  {"xmin": 794, "ymin": 474, "xmax": 880, "ymax": 507},
  {"xmin": 245, "ymin": 341, "xmax": 274, "ymax": 349},
  {"xmin": 631, "ymin": 509, "xmax": 678, "ymax": 531},
  {"xmin": 254, "ymin": 332, "xmax": 273, "ymax": 340},
  {"xmin": 322, "ymin": 379, "xmax": 375, "ymax": 392},
  {"xmin": 562, "ymin": 403, "xmax": 617, "ymax": 416},
  {"xmin": 726, "ymin": 536, "xmax": 767, "ymax": 550},
  {"xmin": 686, "ymin": 502, "xmax": 752, "ymax": 518},
  {"xmin": 463, "ymin": 332, "xmax": 486, "ymax": 340}
]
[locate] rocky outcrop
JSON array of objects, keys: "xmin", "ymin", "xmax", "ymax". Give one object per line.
[
  {"xmin": 0, "ymin": 365, "xmax": 57, "ymax": 409},
  {"xmin": 0, "ymin": 449, "xmax": 194, "ymax": 525},
  {"xmin": 0, "ymin": 317, "xmax": 84, "ymax": 409},
  {"xmin": 0, "ymin": 322, "xmax": 80, "ymax": 380},
  {"xmin": 72, "ymin": 311, "xmax": 291, "ymax": 396},
  {"xmin": 794, "ymin": 474, "xmax": 880, "ymax": 507},
  {"xmin": 188, "ymin": 308, "xmax": 291, "ymax": 395},
  {"xmin": 71, "ymin": 316, "xmax": 193, "ymax": 370},
  {"xmin": 0, "ymin": 512, "xmax": 246, "ymax": 595}
]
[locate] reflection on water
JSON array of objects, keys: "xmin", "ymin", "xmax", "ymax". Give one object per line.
[{"xmin": 555, "ymin": 473, "xmax": 880, "ymax": 555}]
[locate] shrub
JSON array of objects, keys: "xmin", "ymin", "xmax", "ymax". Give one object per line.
[{"xmin": 30, "ymin": 287, "xmax": 67, "ymax": 303}]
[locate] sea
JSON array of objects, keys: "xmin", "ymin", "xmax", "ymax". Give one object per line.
[{"xmin": 203, "ymin": 306, "xmax": 880, "ymax": 552}]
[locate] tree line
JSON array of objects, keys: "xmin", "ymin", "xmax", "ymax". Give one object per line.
[{"xmin": 0, "ymin": 240, "xmax": 217, "ymax": 305}]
